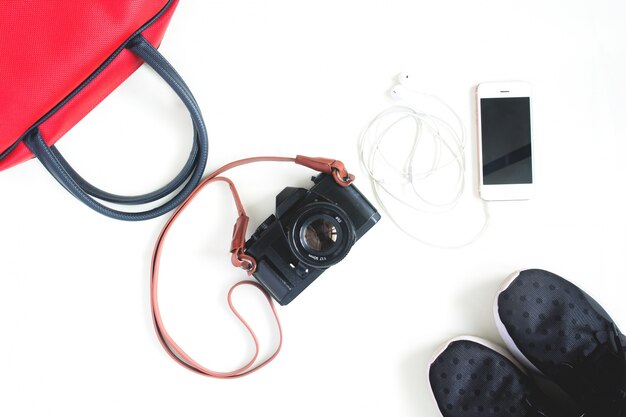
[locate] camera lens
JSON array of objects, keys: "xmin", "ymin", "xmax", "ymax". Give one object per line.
[
  {"xmin": 302, "ymin": 216, "xmax": 338, "ymax": 253},
  {"xmin": 290, "ymin": 203, "xmax": 356, "ymax": 268}
]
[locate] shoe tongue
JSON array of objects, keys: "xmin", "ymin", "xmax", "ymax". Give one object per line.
[
  {"xmin": 566, "ymin": 329, "xmax": 626, "ymax": 415},
  {"xmin": 524, "ymin": 392, "xmax": 575, "ymax": 417},
  {"xmin": 595, "ymin": 323, "xmax": 626, "ymax": 357}
]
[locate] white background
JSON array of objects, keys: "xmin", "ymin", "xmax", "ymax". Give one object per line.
[{"xmin": 1, "ymin": 0, "xmax": 625, "ymax": 415}]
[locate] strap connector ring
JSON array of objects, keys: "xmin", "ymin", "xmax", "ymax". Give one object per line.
[
  {"xmin": 230, "ymin": 215, "xmax": 257, "ymax": 274},
  {"xmin": 295, "ymin": 155, "xmax": 355, "ymax": 187}
]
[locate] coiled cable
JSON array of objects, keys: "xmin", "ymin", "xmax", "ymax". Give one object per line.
[{"xmin": 358, "ymin": 85, "xmax": 489, "ymax": 248}]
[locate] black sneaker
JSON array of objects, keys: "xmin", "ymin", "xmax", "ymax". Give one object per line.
[
  {"xmin": 495, "ymin": 269, "xmax": 626, "ymax": 416},
  {"xmin": 428, "ymin": 337, "xmax": 569, "ymax": 417}
]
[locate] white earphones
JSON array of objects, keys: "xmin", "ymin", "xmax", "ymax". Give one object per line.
[
  {"xmin": 390, "ymin": 72, "xmax": 416, "ymax": 102},
  {"xmin": 358, "ymin": 74, "xmax": 490, "ymax": 248},
  {"xmin": 391, "ymin": 74, "xmax": 465, "ymax": 136},
  {"xmin": 397, "ymin": 72, "xmax": 413, "ymax": 85},
  {"xmin": 390, "ymin": 83, "xmax": 411, "ymax": 101}
]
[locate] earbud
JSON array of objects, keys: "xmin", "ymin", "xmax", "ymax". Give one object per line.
[
  {"xmin": 390, "ymin": 83, "xmax": 414, "ymax": 102},
  {"xmin": 391, "ymin": 73, "xmax": 419, "ymax": 102},
  {"xmin": 397, "ymin": 72, "xmax": 413, "ymax": 85}
]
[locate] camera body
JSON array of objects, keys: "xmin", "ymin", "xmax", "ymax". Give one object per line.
[{"xmin": 245, "ymin": 173, "xmax": 380, "ymax": 305}]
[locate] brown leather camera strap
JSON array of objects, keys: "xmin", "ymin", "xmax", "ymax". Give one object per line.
[{"xmin": 150, "ymin": 155, "xmax": 354, "ymax": 378}]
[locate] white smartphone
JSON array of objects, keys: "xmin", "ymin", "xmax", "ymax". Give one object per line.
[{"xmin": 476, "ymin": 81, "xmax": 534, "ymax": 201}]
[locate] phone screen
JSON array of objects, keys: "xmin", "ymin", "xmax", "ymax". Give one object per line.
[{"xmin": 480, "ymin": 97, "xmax": 532, "ymax": 185}]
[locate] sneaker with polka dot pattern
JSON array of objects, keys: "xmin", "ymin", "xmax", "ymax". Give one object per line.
[
  {"xmin": 429, "ymin": 337, "xmax": 570, "ymax": 417},
  {"xmin": 496, "ymin": 269, "xmax": 626, "ymax": 416}
]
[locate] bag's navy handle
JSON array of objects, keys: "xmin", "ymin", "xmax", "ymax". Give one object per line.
[{"xmin": 24, "ymin": 35, "xmax": 208, "ymax": 221}]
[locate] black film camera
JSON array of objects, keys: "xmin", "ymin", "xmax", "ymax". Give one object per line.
[{"xmin": 245, "ymin": 173, "xmax": 380, "ymax": 305}]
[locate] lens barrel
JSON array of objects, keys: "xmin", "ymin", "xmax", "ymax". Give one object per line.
[{"xmin": 289, "ymin": 202, "xmax": 355, "ymax": 268}]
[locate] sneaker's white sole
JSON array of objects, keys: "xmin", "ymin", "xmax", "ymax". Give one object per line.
[
  {"xmin": 427, "ymin": 335, "xmax": 527, "ymax": 417},
  {"xmin": 493, "ymin": 270, "xmax": 544, "ymax": 375}
]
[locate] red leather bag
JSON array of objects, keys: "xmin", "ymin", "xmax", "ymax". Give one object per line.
[{"xmin": 0, "ymin": 0, "xmax": 208, "ymax": 221}]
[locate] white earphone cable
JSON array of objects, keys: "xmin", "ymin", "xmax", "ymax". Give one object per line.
[{"xmin": 358, "ymin": 82, "xmax": 489, "ymax": 249}]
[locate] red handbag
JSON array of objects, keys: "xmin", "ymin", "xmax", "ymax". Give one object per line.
[{"xmin": 0, "ymin": 0, "xmax": 208, "ymax": 221}]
